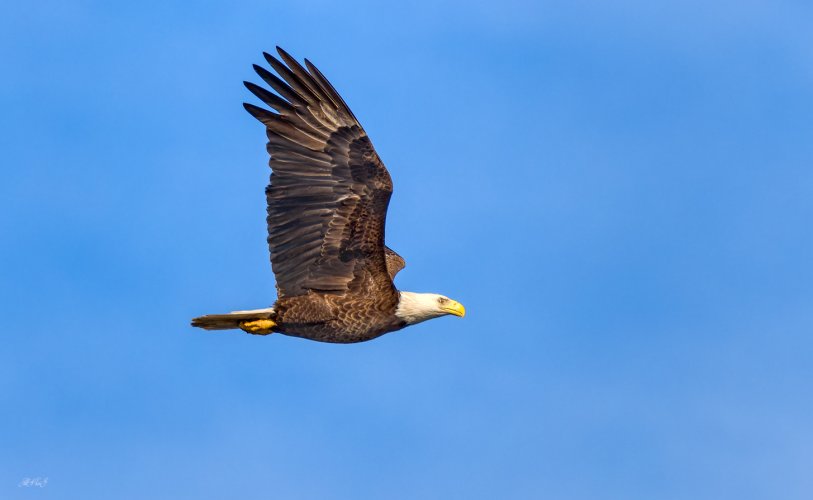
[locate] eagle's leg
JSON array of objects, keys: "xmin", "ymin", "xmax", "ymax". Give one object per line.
[{"xmin": 239, "ymin": 319, "xmax": 276, "ymax": 335}]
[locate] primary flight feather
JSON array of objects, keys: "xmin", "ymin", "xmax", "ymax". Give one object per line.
[{"xmin": 191, "ymin": 47, "xmax": 464, "ymax": 343}]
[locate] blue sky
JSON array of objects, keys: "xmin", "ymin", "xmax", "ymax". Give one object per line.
[{"xmin": 2, "ymin": 0, "xmax": 812, "ymax": 498}]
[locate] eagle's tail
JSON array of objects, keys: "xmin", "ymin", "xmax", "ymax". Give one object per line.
[{"xmin": 191, "ymin": 308, "xmax": 276, "ymax": 331}]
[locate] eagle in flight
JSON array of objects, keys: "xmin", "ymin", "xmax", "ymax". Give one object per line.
[{"xmin": 191, "ymin": 48, "xmax": 465, "ymax": 343}]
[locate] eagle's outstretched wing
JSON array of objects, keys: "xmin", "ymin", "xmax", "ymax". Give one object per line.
[{"xmin": 244, "ymin": 47, "xmax": 399, "ymax": 298}]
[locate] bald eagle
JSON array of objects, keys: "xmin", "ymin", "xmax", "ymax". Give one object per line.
[{"xmin": 191, "ymin": 48, "xmax": 465, "ymax": 343}]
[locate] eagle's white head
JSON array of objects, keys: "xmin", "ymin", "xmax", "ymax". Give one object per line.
[{"xmin": 395, "ymin": 291, "xmax": 466, "ymax": 325}]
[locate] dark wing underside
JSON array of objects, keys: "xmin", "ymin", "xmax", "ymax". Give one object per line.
[{"xmin": 243, "ymin": 47, "xmax": 400, "ymax": 299}]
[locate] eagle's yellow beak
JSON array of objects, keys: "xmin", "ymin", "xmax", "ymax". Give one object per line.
[{"xmin": 441, "ymin": 300, "xmax": 466, "ymax": 318}]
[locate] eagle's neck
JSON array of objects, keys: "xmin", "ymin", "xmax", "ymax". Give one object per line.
[{"xmin": 395, "ymin": 291, "xmax": 443, "ymax": 325}]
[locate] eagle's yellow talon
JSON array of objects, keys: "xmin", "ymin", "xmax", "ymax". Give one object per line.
[{"xmin": 239, "ymin": 319, "xmax": 276, "ymax": 335}]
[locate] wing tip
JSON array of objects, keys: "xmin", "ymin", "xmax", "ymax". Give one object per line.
[
  {"xmin": 243, "ymin": 102, "xmax": 269, "ymax": 121},
  {"xmin": 276, "ymin": 45, "xmax": 291, "ymax": 60},
  {"xmin": 263, "ymin": 50, "xmax": 283, "ymax": 68}
]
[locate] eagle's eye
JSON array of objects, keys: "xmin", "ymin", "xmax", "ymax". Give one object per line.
[{"xmin": 438, "ymin": 297, "xmax": 448, "ymax": 305}]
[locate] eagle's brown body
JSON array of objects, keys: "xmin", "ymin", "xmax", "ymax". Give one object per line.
[
  {"xmin": 271, "ymin": 290, "xmax": 405, "ymax": 343},
  {"xmin": 191, "ymin": 48, "xmax": 463, "ymax": 343},
  {"xmin": 207, "ymin": 248, "xmax": 408, "ymax": 343}
]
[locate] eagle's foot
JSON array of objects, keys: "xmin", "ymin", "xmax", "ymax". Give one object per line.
[{"xmin": 239, "ymin": 319, "xmax": 276, "ymax": 335}]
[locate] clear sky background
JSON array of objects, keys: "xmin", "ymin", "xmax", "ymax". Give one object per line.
[{"xmin": 2, "ymin": 1, "xmax": 812, "ymax": 498}]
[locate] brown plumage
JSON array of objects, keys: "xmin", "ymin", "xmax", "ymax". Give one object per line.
[{"xmin": 191, "ymin": 48, "xmax": 464, "ymax": 343}]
